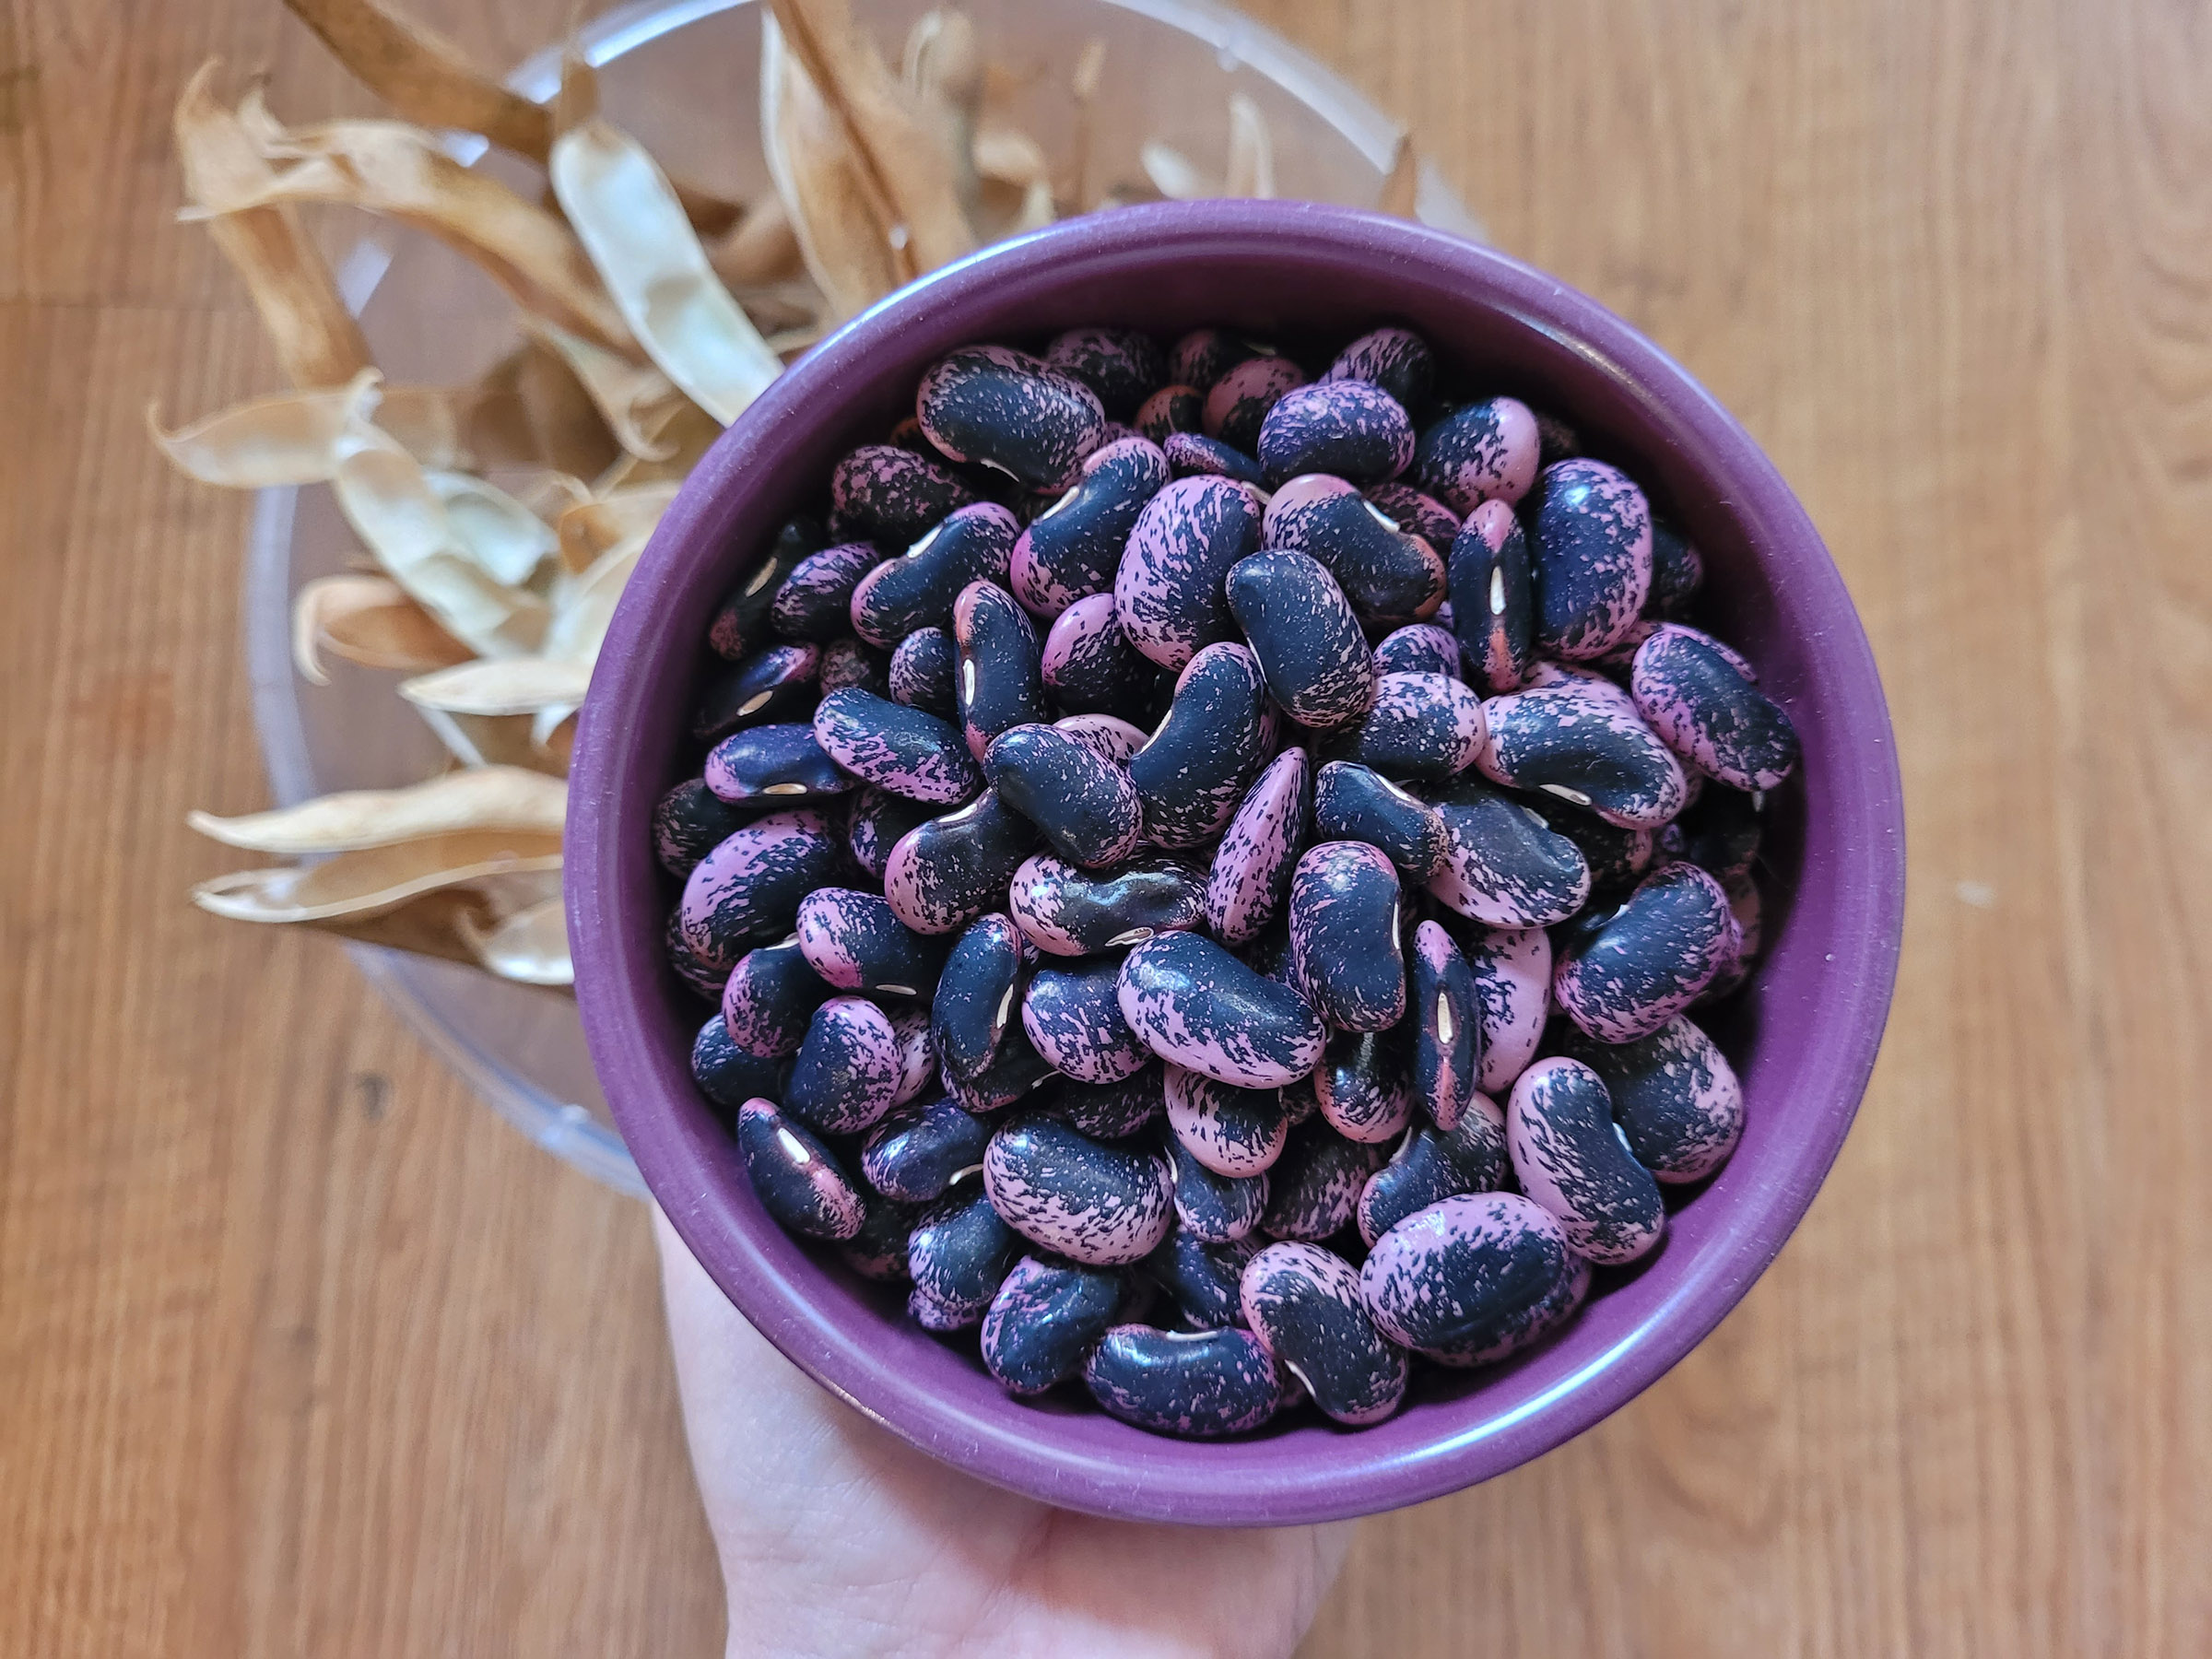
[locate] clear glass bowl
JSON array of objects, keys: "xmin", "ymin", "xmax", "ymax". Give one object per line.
[{"xmin": 244, "ymin": 0, "xmax": 1482, "ymax": 1195}]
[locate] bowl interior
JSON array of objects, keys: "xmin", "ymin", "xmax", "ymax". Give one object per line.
[{"xmin": 571, "ymin": 200, "xmax": 1904, "ymax": 1524}]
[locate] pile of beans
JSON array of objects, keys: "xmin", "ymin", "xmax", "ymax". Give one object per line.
[{"xmin": 654, "ymin": 321, "xmax": 1797, "ymax": 1438}]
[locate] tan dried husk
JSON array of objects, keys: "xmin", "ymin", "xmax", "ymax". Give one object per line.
[
  {"xmin": 414, "ymin": 706, "xmax": 572, "ymax": 774},
  {"xmin": 458, "ymin": 895, "xmax": 573, "ymax": 985},
  {"xmin": 149, "ymin": 370, "xmax": 380, "ymax": 488},
  {"xmin": 189, "ymin": 765, "xmax": 567, "ymax": 853},
  {"xmin": 904, "ymin": 9, "xmax": 983, "ymax": 218},
  {"xmin": 511, "ymin": 339, "xmax": 624, "ymax": 478},
  {"xmin": 1379, "ymin": 133, "xmax": 1419, "ymax": 218},
  {"xmin": 1139, "ymin": 139, "xmax": 1209, "ymax": 202},
  {"xmin": 708, "ymin": 194, "xmax": 807, "ymax": 290},
  {"xmin": 175, "ymin": 62, "xmax": 371, "ymax": 391},
  {"xmin": 292, "ymin": 573, "xmax": 472, "ymax": 683},
  {"xmin": 555, "ymin": 481, "xmax": 680, "ymax": 574},
  {"xmin": 548, "ymin": 118, "xmax": 784, "ymax": 424},
  {"xmin": 205, "ymin": 106, "xmax": 639, "ymax": 356},
  {"xmin": 400, "ymin": 656, "xmax": 595, "ymax": 717},
  {"xmin": 761, "ymin": 14, "xmax": 904, "ymax": 321},
  {"xmin": 192, "ymin": 830, "xmax": 564, "ymax": 924},
  {"xmin": 424, "ymin": 468, "xmax": 559, "ymax": 586},
  {"xmin": 517, "ymin": 315, "xmax": 686, "ymax": 461}
]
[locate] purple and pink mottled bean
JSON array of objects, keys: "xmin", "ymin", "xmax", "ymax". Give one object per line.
[
  {"xmin": 907, "ymin": 1181, "xmax": 1018, "ymax": 1327},
  {"xmin": 1556, "ymin": 1016, "xmax": 1744, "ymax": 1183},
  {"xmin": 1371, "ymin": 623, "xmax": 1460, "ymax": 677},
  {"xmin": 1506, "ymin": 1056, "xmax": 1665, "ymax": 1265},
  {"xmin": 1326, "ymin": 670, "xmax": 1488, "ymax": 781},
  {"xmin": 1203, "ymin": 355, "xmax": 1306, "ymax": 451},
  {"xmin": 1165, "ymin": 1065, "xmax": 1290, "ymax": 1178},
  {"xmin": 1553, "ymin": 862, "xmax": 1736, "ymax": 1041},
  {"xmin": 1288, "ymin": 841, "xmax": 1406, "ymax": 1033},
  {"xmin": 982, "ymin": 1256, "xmax": 1129, "ymax": 1395},
  {"xmin": 1225, "ymin": 550, "xmax": 1375, "ymax": 730},
  {"xmin": 653, "ymin": 778, "xmax": 752, "ymax": 878},
  {"xmin": 864, "ymin": 1093, "xmax": 994, "ymax": 1204},
  {"xmin": 1630, "ymin": 623, "xmax": 1801, "ymax": 792},
  {"xmin": 1162, "ymin": 430, "xmax": 1266, "ymax": 487},
  {"xmin": 691, "ymin": 641, "xmax": 818, "ymax": 743},
  {"xmin": 849, "ymin": 501, "xmax": 1020, "ymax": 648},
  {"xmin": 1312, "ymin": 1030, "xmax": 1414, "ymax": 1145},
  {"xmin": 1324, "ymin": 326, "xmax": 1435, "ymax": 411},
  {"xmin": 677, "ymin": 808, "xmax": 846, "ymax": 972},
  {"xmin": 1425, "ymin": 775, "xmax": 1590, "ymax": 928},
  {"xmin": 830, "ymin": 443, "xmax": 977, "ymax": 544},
  {"xmin": 794, "ymin": 886, "xmax": 944, "ymax": 998},
  {"xmin": 1006, "ymin": 850, "xmax": 1206, "ymax": 957},
  {"xmin": 951, "ymin": 580, "xmax": 1048, "ymax": 763},
  {"xmin": 1526, "ymin": 458, "xmax": 1653, "ymax": 660},
  {"xmin": 811, "ymin": 687, "xmax": 980, "ymax": 805},
  {"xmin": 1477, "ymin": 681, "xmax": 1689, "ymax": 830},
  {"xmin": 1127, "ymin": 642, "xmax": 1274, "ymax": 849},
  {"xmin": 983, "ymin": 723, "xmax": 1144, "ymax": 869},
  {"xmin": 1260, "ymin": 1119, "xmax": 1388, "ymax": 1240},
  {"xmin": 1164, "ymin": 1135, "xmax": 1269, "ymax": 1244},
  {"xmin": 1357, "ymin": 1191, "xmax": 1578, "ymax": 1359},
  {"xmin": 1355, "ymin": 1094, "xmax": 1508, "ymax": 1247},
  {"xmin": 1262, "ymin": 473, "xmax": 1447, "ymax": 626},
  {"xmin": 1083, "ymin": 1324, "xmax": 1285, "ymax": 1437},
  {"xmin": 734, "ymin": 1098, "xmax": 866, "ymax": 1241},
  {"xmin": 1240, "ymin": 1241, "xmax": 1409, "ymax": 1426},
  {"xmin": 1135, "ymin": 382, "xmax": 1204, "ymax": 441},
  {"xmin": 1118, "ymin": 930, "xmax": 1327, "ymax": 1090},
  {"xmin": 1447, "ymin": 499, "xmax": 1535, "ymax": 696},
  {"xmin": 881, "ymin": 788, "xmax": 1041, "ymax": 935},
  {"xmin": 782, "ymin": 995, "xmax": 902, "ymax": 1134},
  {"xmin": 1114, "ymin": 475, "xmax": 1265, "ymax": 671},
  {"xmin": 708, "ymin": 516, "xmax": 825, "ymax": 662},
  {"xmin": 1204, "ymin": 747, "xmax": 1311, "ymax": 947},
  {"xmin": 887, "ymin": 626, "xmax": 958, "ymax": 719},
  {"xmin": 916, "ymin": 344, "xmax": 1109, "ymax": 491},
  {"xmin": 1044, "ymin": 325, "xmax": 1165, "ymax": 419},
  {"xmin": 719, "ymin": 935, "xmax": 830, "ymax": 1058},
  {"xmin": 1021, "ymin": 955, "xmax": 1150, "ymax": 1084},
  {"xmin": 1256, "ymin": 379, "xmax": 1416, "ymax": 487},
  {"xmin": 1410, "ymin": 920, "xmax": 1481, "ymax": 1131},
  {"xmin": 1412, "ymin": 395, "xmax": 1540, "ymax": 515},
  {"xmin": 1461, "ymin": 924, "xmax": 1552, "ymax": 1094},
  {"xmin": 1009, "ymin": 435, "xmax": 1170, "ymax": 619},
  {"xmin": 770, "ymin": 541, "xmax": 886, "ymax": 642},
  {"xmin": 982, "ymin": 1115, "xmax": 1173, "ymax": 1265}
]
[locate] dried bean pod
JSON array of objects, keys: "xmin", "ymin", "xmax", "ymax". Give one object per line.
[
  {"xmin": 1312, "ymin": 1029, "xmax": 1414, "ymax": 1145},
  {"xmin": 907, "ymin": 1181, "xmax": 1018, "ymax": 1325},
  {"xmin": 830, "ymin": 444, "xmax": 977, "ymax": 545},
  {"xmin": 1241, "ymin": 1241, "xmax": 1408, "ymax": 1425},
  {"xmin": 1164, "ymin": 1137, "xmax": 1269, "ymax": 1243},
  {"xmin": 1325, "ymin": 671, "xmax": 1487, "ymax": 781},
  {"xmin": 1371, "ymin": 623, "xmax": 1460, "ymax": 677},
  {"xmin": 720, "ymin": 936, "xmax": 831, "ymax": 1057},
  {"xmin": 917, "ymin": 344, "xmax": 1108, "ymax": 491},
  {"xmin": 1324, "ymin": 326, "xmax": 1435, "ymax": 411},
  {"xmin": 691, "ymin": 641, "xmax": 819, "ymax": 742},
  {"xmin": 863, "ymin": 1093, "xmax": 995, "ymax": 1203},
  {"xmin": 653, "ymin": 778, "xmax": 752, "ymax": 877},
  {"xmin": 1409, "ymin": 920, "xmax": 1481, "ymax": 1130},
  {"xmin": 783, "ymin": 995, "xmax": 902, "ymax": 1134},
  {"xmin": 1204, "ymin": 355, "xmax": 1306, "ymax": 450},
  {"xmin": 1163, "ymin": 431, "xmax": 1266, "ymax": 487},
  {"xmin": 1312, "ymin": 762, "xmax": 1447, "ymax": 879},
  {"xmin": 1262, "ymin": 474, "xmax": 1447, "ymax": 626},
  {"xmin": 1526, "ymin": 458, "xmax": 1653, "ymax": 659},
  {"xmin": 982, "ymin": 1257, "xmax": 1129, "ymax": 1394},
  {"xmin": 1257, "ymin": 380, "xmax": 1415, "ymax": 487},
  {"xmin": 678, "ymin": 809, "xmax": 846, "ymax": 971},
  {"xmin": 1412, "ymin": 396, "xmax": 1540, "ymax": 514},
  {"xmin": 984, "ymin": 724, "xmax": 1144, "ymax": 869},
  {"xmin": 1506, "ymin": 1057, "xmax": 1665, "ymax": 1264},
  {"xmin": 688, "ymin": 1014, "xmax": 786, "ymax": 1111},
  {"xmin": 1448, "ymin": 499, "xmax": 1535, "ymax": 696},
  {"xmin": 1289, "ymin": 842, "xmax": 1406, "ymax": 1032},
  {"xmin": 1023, "ymin": 956, "xmax": 1150, "ymax": 1083},
  {"xmin": 1115, "ymin": 476, "xmax": 1265, "ymax": 670},
  {"xmin": 1164, "ymin": 1065, "xmax": 1290, "ymax": 1178},
  {"xmin": 888, "ymin": 626, "xmax": 958, "ymax": 718},
  {"xmin": 1084, "ymin": 1324, "xmax": 1284, "ymax": 1437},
  {"xmin": 1118, "ymin": 932, "xmax": 1327, "ymax": 1089},
  {"xmin": 1630, "ymin": 623, "xmax": 1800, "ymax": 791},
  {"xmin": 1358, "ymin": 1191, "xmax": 1578, "ymax": 1359},
  {"xmin": 1477, "ymin": 683, "xmax": 1689, "ymax": 830},
  {"xmin": 1039, "ymin": 594, "xmax": 1173, "ymax": 725},
  {"xmin": 1225, "ymin": 551, "xmax": 1376, "ymax": 730},
  {"xmin": 1355, "ymin": 1095, "xmax": 1508, "ymax": 1246},
  {"xmin": 795, "ymin": 887, "xmax": 946, "ymax": 998},
  {"xmin": 1553, "ymin": 863, "xmax": 1735, "ymax": 1041},
  {"xmin": 849, "ymin": 502, "xmax": 1020, "ymax": 647},
  {"xmin": 983, "ymin": 1116, "xmax": 1174, "ymax": 1265},
  {"xmin": 709, "ymin": 516, "xmax": 827, "ymax": 660},
  {"xmin": 1010, "ymin": 437, "xmax": 1170, "ymax": 618},
  {"xmin": 1205, "ymin": 747, "xmax": 1312, "ymax": 947},
  {"xmin": 735, "ymin": 1098, "xmax": 865, "ymax": 1241},
  {"xmin": 1425, "ymin": 773, "xmax": 1591, "ymax": 928},
  {"xmin": 882, "ymin": 789, "xmax": 1041, "ymax": 935},
  {"xmin": 1135, "ymin": 382, "xmax": 1204, "ymax": 441},
  {"xmin": 1007, "ymin": 850, "xmax": 1207, "ymax": 957},
  {"xmin": 1555, "ymin": 1016, "xmax": 1744, "ymax": 1182},
  {"xmin": 1261, "ymin": 1119, "xmax": 1388, "ymax": 1240},
  {"xmin": 1044, "ymin": 325, "xmax": 1165, "ymax": 419},
  {"xmin": 812, "ymin": 688, "xmax": 980, "ymax": 805}
]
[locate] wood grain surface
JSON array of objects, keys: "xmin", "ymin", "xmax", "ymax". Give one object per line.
[{"xmin": 2, "ymin": 0, "xmax": 2206, "ymax": 1654}]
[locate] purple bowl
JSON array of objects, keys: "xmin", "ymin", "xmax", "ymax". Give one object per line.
[{"xmin": 569, "ymin": 201, "xmax": 1905, "ymax": 1525}]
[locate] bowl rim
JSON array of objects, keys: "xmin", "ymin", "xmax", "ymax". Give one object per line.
[{"xmin": 570, "ymin": 199, "xmax": 1906, "ymax": 1524}]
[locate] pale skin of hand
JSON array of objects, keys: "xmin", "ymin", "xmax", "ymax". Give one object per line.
[{"xmin": 654, "ymin": 1207, "xmax": 1354, "ymax": 1659}]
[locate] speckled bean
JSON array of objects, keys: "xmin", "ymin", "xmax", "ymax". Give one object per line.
[
  {"xmin": 931, "ymin": 913, "xmax": 1027, "ymax": 1087},
  {"xmin": 709, "ymin": 516, "xmax": 826, "ymax": 661},
  {"xmin": 907, "ymin": 1180, "xmax": 1018, "ymax": 1326},
  {"xmin": 770, "ymin": 541, "xmax": 886, "ymax": 642},
  {"xmin": 1045, "ymin": 326, "xmax": 1164, "ymax": 417},
  {"xmin": 665, "ymin": 909, "xmax": 734, "ymax": 1002},
  {"xmin": 1006, "ymin": 850, "xmax": 1206, "ymax": 957},
  {"xmin": 916, "ymin": 344, "xmax": 1108, "ymax": 491},
  {"xmin": 1204, "ymin": 747, "xmax": 1312, "ymax": 947},
  {"xmin": 1257, "ymin": 380, "xmax": 1415, "ymax": 487},
  {"xmin": 949, "ymin": 580, "xmax": 1046, "ymax": 762},
  {"xmin": 818, "ymin": 636, "xmax": 891, "ymax": 698},
  {"xmin": 1312, "ymin": 1029, "xmax": 1414, "ymax": 1145},
  {"xmin": 1523, "ymin": 794, "xmax": 1655, "ymax": 894},
  {"xmin": 1260, "ymin": 1119, "xmax": 1388, "ymax": 1240},
  {"xmin": 1506, "ymin": 1057, "xmax": 1665, "ymax": 1264},
  {"xmin": 1115, "ymin": 476, "xmax": 1265, "ymax": 670},
  {"xmin": 1358, "ymin": 1191, "xmax": 1578, "ymax": 1360},
  {"xmin": 1409, "ymin": 920, "xmax": 1481, "ymax": 1130},
  {"xmin": 1630, "ymin": 623, "xmax": 1800, "ymax": 791},
  {"xmin": 1477, "ymin": 682, "xmax": 1689, "ymax": 830},
  {"xmin": 1084, "ymin": 1324, "xmax": 1284, "ymax": 1436},
  {"xmin": 1527, "ymin": 458, "xmax": 1653, "ymax": 659},
  {"xmin": 719, "ymin": 936, "xmax": 831, "ymax": 1058},
  {"xmin": 882, "ymin": 789, "xmax": 1041, "ymax": 935},
  {"xmin": 811, "ymin": 687, "xmax": 980, "ymax": 805},
  {"xmin": 1647, "ymin": 519, "xmax": 1704, "ymax": 618},
  {"xmin": 1355, "ymin": 1095, "xmax": 1508, "ymax": 1246},
  {"xmin": 1262, "ymin": 474, "xmax": 1447, "ymax": 626},
  {"xmin": 1042, "ymin": 1062, "xmax": 1166, "ymax": 1141},
  {"xmin": 688, "ymin": 1014, "xmax": 786, "ymax": 1111},
  {"xmin": 849, "ymin": 502, "xmax": 1020, "ymax": 647},
  {"xmin": 1127, "ymin": 642, "xmax": 1274, "ymax": 847},
  {"xmin": 1424, "ymin": 773, "xmax": 1591, "ymax": 927},
  {"xmin": 830, "ymin": 443, "xmax": 978, "ymax": 545},
  {"xmin": 1010, "ymin": 436, "xmax": 1170, "ymax": 618},
  {"xmin": 1038, "ymin": 594, "xmax": 1172, "ymax": 726},
  {"xmin": 1135, "ymin": 382, "xmax": 1204, "ymax": 441},
  {"xmin": 1164, "ymin": 1065, "xmax": 1290, "ymax": 1178},
  {"xmin": 1288, "ymin": 842, "xmax": 1406, "ymax": 1033},
  {"xmin": 783, "ymin": 995, "xmax": 902, "ymax": 1134},
  {"xmin": 1448, "ymin": 498, "xmax": 1535, "ymax": 696},
  {"xmin": 887, "ymin": 626, "xmax": 958, "ymax": 719},
  {"xmin": 678, "ymin": 809, "xmax": 846, "ymax": 971},
  {"xmin": 1164, "ymin": 1137, "xmax": 1269, "ymax": 1243},
  {"xmin": 1323, "ymin": 671, "xmax": 1486, "ymax": 781},
  {"xmin": 735, "ymin": 1098, "xmax": 865, "ymax": 1241},
  {"xmin": 691, "ymin": 641, "xmax": 819, "ymax": 743},
  {"xmin": 982, "ymin": 1116, "xmax": 1174, "ymax": 1265},
  {"xmin": 982, "ymin": 1257, "xmax": 1129, "ymax": 1394},
  {"xmin": 984, "ymin": 723, "xmax": 1144, "ymax": 868},
  {"xmin": 703, "ymin": 723, "xmax": 852, "ymax": 803},
  {"xmin": 1462, "ymin": 924, "xmax": 1552, "ymax": 1093},
  {"xmin": 1162, "ymin": 430, "xmax": 1267, "ymax": 487},
  {"xmin": 1022, "ymin": 955, "xmax": 1150, "ymax": 1083},
  {"xmin": 1371, "ymin": 623, "xmax": 1460, "ymax": 677},
  {"xmin": 941, "ymin": 1020, "xmax": 1057, "ymax": 1115},
  {"xmin": 1203, "ymin": 355, "xmax": 1306, "ymax": 450},
  {"xmin": 1324, "ymin": 326, "xmax": 1435, "ymax": 411},
  {"xmin": 1225, "ymin": 551, "xmax": 1376, "ymax": 730},
  {"xmin": 1553, "ymin": 863, "xmax": 1735, "ymax": 1041},
  {"xmin": 1363, "ymin": 483, "xmax": 1460, "ymax": 553},
  {"xmin": 653, "ymin": 778, "xmax": 753, "ymax": 877},
  {"xmin": 1118, "ymin": 931, "xmax": 1327, "ymax": 1088},
  {"xmin": 795, "ymin": 887, "xmax": 945, "ymax": 998},
  {"xmin": 1557, "ymin": 1016, "xmax": 1744, "ymax": 1182},
  {"xmin": 1241, "ymin": 1241, "xmax": 1408, "ymax": 1425},
  {"xmin": 845, "ymin": 787, "xmax": 935, "ymax": 881},
  {"xmin": 1312, "ymin": 762, "xmax": 1448, "ymax": 879},
  {"xmin": 1055, "ymin": 713, "xmax": 1151, "ymax": 765},
  {"xmin": 1412, "ymin": 396, "xmax": 1540, "ymax": 514},
  {"xmin": 863, "ymin": 1092, "xmax": 995, "ymax": 1203},
  {"xmin": 839, "ymin": 1197, "xmax": 920, "ymax": 1282},
  {"xmin": 1168, "ymin": 329, "xmax": 1265, "ymax": 390}
]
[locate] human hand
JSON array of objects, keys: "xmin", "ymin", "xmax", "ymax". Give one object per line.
[{"xmin": 654, "ymin": 1207, "xmax": 1353, "ymax": 1659}]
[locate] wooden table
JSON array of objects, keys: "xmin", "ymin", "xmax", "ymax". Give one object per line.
[{"xmin": 4, "ymin": 0, "xmax": 2205, "ymax": 1652}]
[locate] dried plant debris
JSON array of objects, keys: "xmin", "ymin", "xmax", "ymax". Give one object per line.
[
  {"xmin": 166, "ymin": 5, "xmax": 1438, "ymax": 982},
  {"xmin": 1380, "ymin": 133, "xmax": 1419, "ymax": 218}
]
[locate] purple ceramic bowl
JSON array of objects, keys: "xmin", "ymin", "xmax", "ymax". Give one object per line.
[{"xmin": 569, "ymin": 200, "xmax": 1904, "ymax": 1525}]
